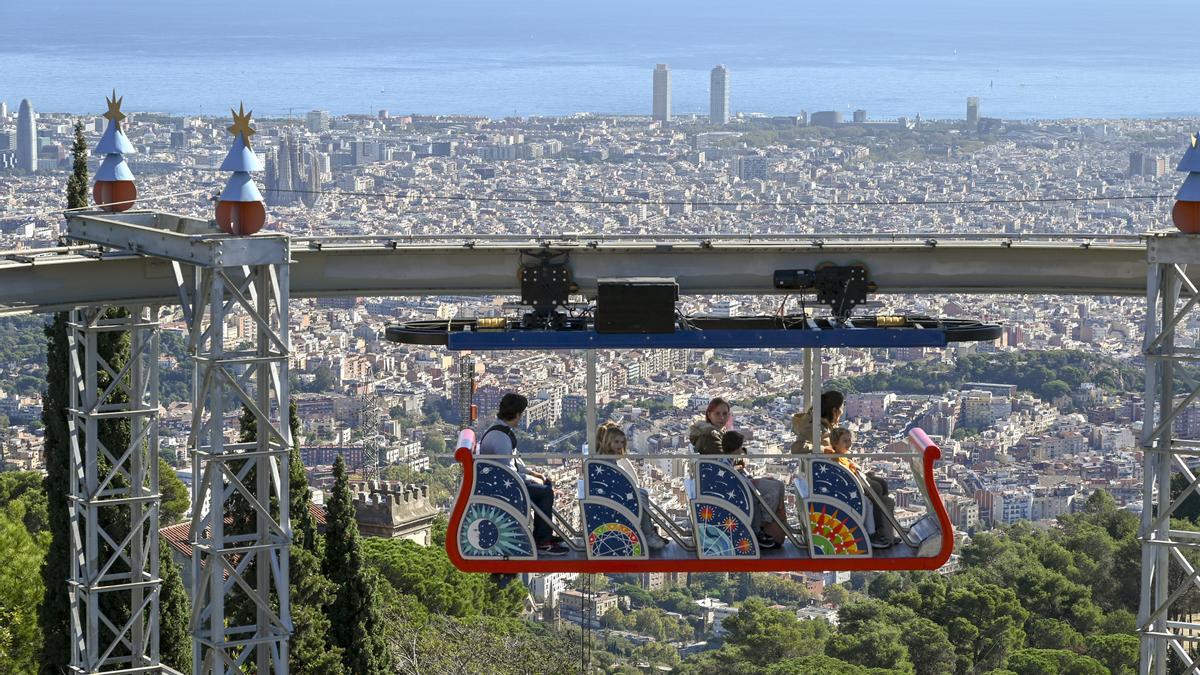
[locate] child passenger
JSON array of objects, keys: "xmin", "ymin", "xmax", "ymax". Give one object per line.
[
  {"xmin": 828, "ymin": 427, "xmax": 897, "ymax": 549},
  {"xmin": 595, "ymin": 423, "xmax": 669, "ymax": 550},
  {"xmin": 720, "ymin": 430, "xmax": 787, "ymax": 550}
]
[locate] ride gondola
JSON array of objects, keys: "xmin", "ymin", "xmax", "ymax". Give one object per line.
[{"xmin": 384, "ymin": 257, "xmax": 1001, "ymax": 573}]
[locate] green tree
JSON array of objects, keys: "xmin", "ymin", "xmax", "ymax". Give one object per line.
[
  {"xmin": 764, "ymin": 655, "xmax": 870, "ymax": 675},
  {"xmin": 1005, "ymin": 648, "xmax": 1107, "ymax": 675},
  {"xmin": 826, "ymin": 620, "xmax": 914, "ymax": 673},
  {"xmin": 1084, "ymin": 633, "xmax": 1138, "ymax": 675},
  {"xmin": 237, "ymin": 401, "xmax": 335, "ymax": 669},
  {"xmin": 823, "ymin": 583, "xmax": 850, "ymax": 606},
  {"xmin": 601, "ymin": 606, "xmax": 627, "ymax": 630},
  {"xmin": 362, "ymin": 536, "xmax": 524, "ymax": 618},
  {"xmin": 322, "ymin": 454, "xmax": 390, "ymax": 673},
  {"xmin": 0, "ymin": 471, "xmax": 48, "ymax": 534},
  {"xmin": 290, "ymin": 547, "xmax": 346, "ymax": 674},
  {"xmin": 158, "ymin": 458, "xmax": 190, "ymax": 524},
  {"xmin": 66, "ymin": 121, "xmax": 89, "ymax": 209},
  {"xmin": 0, "ymin": 500, "xmax": 49, "ymax": 672},
  {"xmin": 158, "ymin": 539, "xmax": 190, "ymax": 673},
  {"xmin": 721, "ymin": 598, "xmax": 829, "ymax": 667},
  {"xmin": 937, "ymin": 578, "xmax": 1028, "ymax": 673},
  {"xmin": 37, "ymin": 312, "xmax": 71, "ymax": 673}
]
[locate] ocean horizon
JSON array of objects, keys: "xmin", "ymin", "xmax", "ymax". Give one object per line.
[{"xmin": 3, "ymin": 0, "xmax": 1199, "ymax": 121}]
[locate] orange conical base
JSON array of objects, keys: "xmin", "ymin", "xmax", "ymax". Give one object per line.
[
  {"xmin": 215, "ymin": 200, "xmax": 266, "ymax": 236},
  {"xmin": 1175, "ymin": 201, "xmax": 1200, "ymax": 234},
  {"xmin": 93, "ymin": 180, "xmax": 137, "ymax": 212}
]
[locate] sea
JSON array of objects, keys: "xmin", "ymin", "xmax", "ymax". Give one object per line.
[{"xmin": 1, "ymin": 0, "xmax": 1199, "ymax": 121}]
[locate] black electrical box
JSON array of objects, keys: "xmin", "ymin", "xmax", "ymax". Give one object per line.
[{"xmin": 595, "ymin": 277, "xmax": 679, "ymax": 333}]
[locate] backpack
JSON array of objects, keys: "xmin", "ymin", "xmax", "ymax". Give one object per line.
[{"xmin": 480, "ymin": 423, "xmax": 519, "ymax": 452}]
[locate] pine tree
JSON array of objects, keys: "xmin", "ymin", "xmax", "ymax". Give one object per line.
[
  {"xmin": 322, "ymin": 454, "xmax": 390, "ymax": 674},
  {"xmin": 158, "ymin": 539, "xmax": 190, "ymax": 674},
  {"xmin": 66, "ymin": 121, "xmax": 88, "ymax": 209},
  {"xmin": 36, "ymin": 313, "xmax": 70, "ymax": 674}
]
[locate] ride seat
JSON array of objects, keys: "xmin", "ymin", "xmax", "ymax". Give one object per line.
[
  {"xmin": 581, "ymin": 458, "xmax": 649, "ymax": 559},
  {"xmin": 454, "ymin": 430, "xmax": 538, "ymax": 561},
  {"xmin": 802, "ymin": 457, "xmax": 873, "ymax": 557},
  {"xmin": 690, "ymin": 459, "xmax": 760, "ymax": 559}
]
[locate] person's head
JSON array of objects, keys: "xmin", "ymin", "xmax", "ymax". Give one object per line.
[
  {"xmin": 820, "ymin": 390, "xmax": 845, "ymax": 424},
  {"xmin": 596, "ymin": 423, "xmax": 627, "ymax": 455},
  {"xmin": 829, "ymin": 427, "xmax": 853, "ymax": 452},
  {"xmin": 496, "ymin": 393, "xmax": 528, "ymax": 425},
  {"xmin": 721, "ymin": 429, "xmax": 746, "ymax": 455},
  {"xmin": 705, "ymin": 397, "xmax": 731, "ymax": 429}
]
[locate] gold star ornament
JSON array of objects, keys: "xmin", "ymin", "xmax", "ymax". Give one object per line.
[
  {"xmin": 227, "ymin": 102, "xmax": 256, "ymax": 145},
  {"xmin": 104, "ymin": 89, "xmax": 126, "ymax": 127}
]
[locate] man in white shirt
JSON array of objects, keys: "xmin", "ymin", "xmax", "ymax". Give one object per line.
[{"xmin": 478, "ymin": 393, "xmax": 568, "ymax": 556}]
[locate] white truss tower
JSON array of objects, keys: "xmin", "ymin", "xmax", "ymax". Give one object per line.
[
  {"xmin": 178, "ymin": 247, "xmax": 292, "ymax": 674},
  {"xmin": 65, "ymin": 211, "xmax": 292, "ymax": 675},
  {"xmin": 67, "ymin": 305, "xmax": 166, "ymax": 674},
  {"xmin": 1140, "ymin": 233, "xmax": 1200, "ymax": 674}
]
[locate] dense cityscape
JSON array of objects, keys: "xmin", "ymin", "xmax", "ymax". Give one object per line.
[{"xmin": 0, "ymin": 59, "xmax": 1194, "ymax": 673}]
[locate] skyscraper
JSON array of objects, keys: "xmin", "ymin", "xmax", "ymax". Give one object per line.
[
  {"xmin": 0, "ymin": 101, "xmax": 8, "ymax": 118},
  {"xmin": 17, "ymin": 98, "xmax": 37, "ymax": 172},
  {"xmin": 710, "ymin": 65, "xmax": 729, "ymax": 125},
  {"xmin": 966, "ymin": 97, "xmax": 980, "ymax": 127},
  {"xmin": 306, "ymin": 110, "xmax": 331, "ymax": 133},
  {"xmin": 653, "ymin": 64, "xmax": 671, "ymax": 123}
]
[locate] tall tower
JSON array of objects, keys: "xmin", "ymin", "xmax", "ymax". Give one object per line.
[
  {"xmin": 966, "ymin": 97, "xmax": 980, "ymax": 127},
  {"xmin": 653, "ymin": 64, "xmax": 671, "ymax": 123},
  {"xmin": 17, "ymin": 98, "xmax": 37, "ymax": 172},
  {"xmin": 710, "ymin": 65, "xmax": 729, "ymax": 125}
]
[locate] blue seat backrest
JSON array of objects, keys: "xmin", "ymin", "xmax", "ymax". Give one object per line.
[
  {"xmin": 810, "ymin": 459, "xmax": 865, "ymax": 516},
  {"xmin": 696, "ymin": 460, "xmax": 752, "ymax": 515},
  {"xmin": 472, "ymin": 460, "xmax": 529, "ymax": 515},
  {"xmin": 586, "ymin": 460, "xmax": 641, "ymax": 516}
]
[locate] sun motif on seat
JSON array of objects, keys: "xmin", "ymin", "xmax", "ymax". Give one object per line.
[
  {"xmin": 698, "ymin": 505, "xmax": 715, "ymax": 523},
  {"xmin": 808, "ymin": 503, "xmax": 868, "ymax": 556},
  {"xmin": 721, "ymin": 515, "xmax": 739, "ymax": 533}
]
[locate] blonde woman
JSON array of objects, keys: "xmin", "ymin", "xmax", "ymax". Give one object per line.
[{"xmin": 595, "ymin": 422, "xmax": 668, "ymax": 550}]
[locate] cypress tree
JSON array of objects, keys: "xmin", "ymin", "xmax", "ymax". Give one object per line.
[
  {"xmin": 37, "ymin": 313, "xmax": 70, "ymax": 673},
  {"xmin": 39, "ymin": 308, "xmax": 139, "ymax": 671},
  {"xmin": 322, "ymin": 454, "xmax": 390, "ymax": 674},
  {"xmin": 237, "ymin": 401, "xmax": 344, "ymax": 672},
  {"xmin": 158, "ymin": 539, "xmax": 190, "ymax": 674},
  {"xmin": 66, "ymin": 121, "xmax": 88, "ymax": 209}
]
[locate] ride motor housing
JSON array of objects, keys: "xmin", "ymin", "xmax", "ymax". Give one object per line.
[{"xmin": 595, "ymin": 277, "xmax": 679, "ymax": 333}]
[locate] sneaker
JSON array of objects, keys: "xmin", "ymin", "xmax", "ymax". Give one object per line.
[
  {"xmin": 647, "ymin": 532, "xmax": 669, "ymax": 551},
  {"xmin": 870, "ymin": 535, "xmax": 894, "ymax": 550},
  {"xmin": 756, "ymin": 531, "xmax": 781, "ymax": 550},
  {"xmin": 537, "ymin": 541, "xmax": 570, "ymax": 556},
  {"xmin": 546, "ymin": 535, "xmax": 567, "ymax": 545}
]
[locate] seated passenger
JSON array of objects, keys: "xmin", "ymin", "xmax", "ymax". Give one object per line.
[
  {"xmin": 829, "ymin": 427, "xmax": 897, "ymax": 549},
  {"xmin": 689, "ymin": 397, "xmax": 731, "ymax": 455},
  {"xmin": 791, "ymin": 390, "xmax": 845, "ymax": 454},
  {"xmin": 595, "ymin": 423, "xmax": 668, "ymax": 551},
  {"xmin": 478, "ymin": 393, "xmax": 568, "ymax": 556},
  {"xmin": 720, "ymin": 430, "xmax": 786, "ymax": 550}
]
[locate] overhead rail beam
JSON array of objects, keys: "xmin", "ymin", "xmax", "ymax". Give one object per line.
[{"xmin": 0, "ymin": 226, "xmax": 1154, "ymax": 315}]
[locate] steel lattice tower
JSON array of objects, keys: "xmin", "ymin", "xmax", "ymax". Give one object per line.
[
  {"xmin": 1140, "ymin": 233, "xmax": 1200, "ymax": 674},
  {"xmin": 67, "ymin": 305, "xmax": 169, "ymax": 674},
  {"xmin": 65, "ymin": 211, "xmax": 292, "ymax": 675}
]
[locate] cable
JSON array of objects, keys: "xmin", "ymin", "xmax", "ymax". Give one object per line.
[
  {"xmin": 263, "ymin": 187, "xmax": 1173, "ymax": 209},
  {"xmin": 2, "ymin": 189, "xmax": 214, "ymax": 221}
]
